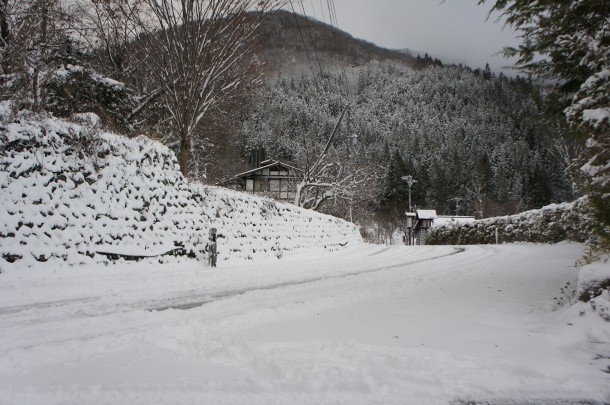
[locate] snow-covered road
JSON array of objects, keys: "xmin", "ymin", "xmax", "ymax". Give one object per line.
[{"xmin": 1, "ymin": 243, "xmax": 608, "ymax": 405}]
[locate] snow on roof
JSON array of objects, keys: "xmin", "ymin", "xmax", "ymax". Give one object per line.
[
  {"xmin": 416, "ymin": 209, "xmax": 437, "ymax": 219},
  {"xmin": 231, "ymin": 160, "xmax": 303, "ymax": 179}
]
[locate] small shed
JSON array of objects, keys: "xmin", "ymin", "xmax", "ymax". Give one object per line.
[
  {"xmin": 414, "ymin": 209, "xmax": 437, "ymax": 245},
  {"xmin": 218, "ymin": 159, "xmax": 303, "ymax": 202},
  {"xmin": 404, "ymin": 212, "xmax": 417, "ymax": 245}
]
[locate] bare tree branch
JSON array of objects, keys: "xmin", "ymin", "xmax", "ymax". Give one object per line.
[{"xmin": 128, "ymin": 0, "xmax": 282, "ymax": 178}]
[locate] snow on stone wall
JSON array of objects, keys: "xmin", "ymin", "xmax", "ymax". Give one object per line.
[
  {"xmin": 0, "ymin": 109, "xmax": 361, "ymax": 270},
  {"xmin": 427, "ymin": 198, "xmax": 596, "ymax": 245}
]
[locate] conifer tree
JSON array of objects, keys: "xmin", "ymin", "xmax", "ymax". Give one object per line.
[
  {"xmin": 380, "ymin": 150, "xmax": 408, "ymax": 209},
  {"xmin": 479, "ymin": 0, "xmax": 609, "ymax": 241}
]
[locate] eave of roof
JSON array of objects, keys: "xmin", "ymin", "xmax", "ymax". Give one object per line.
[{"xmin": 232, "ymin": 160, "xmax": 303, "ymax": 179}]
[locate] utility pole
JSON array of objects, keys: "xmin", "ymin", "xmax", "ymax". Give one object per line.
[
  {"xmin": 449, "ymin": 197, "xmax": 463, "ymax": 216},
  {"xmin": 401, "ymin": 175, "xmax": 416, "ymax": 212},
  {"xmin": 401, "ymin": 175, "xmax": 416, "ymax": 246}
]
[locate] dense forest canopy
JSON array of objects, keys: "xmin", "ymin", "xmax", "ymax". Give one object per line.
[{"xmin": 238, "ymin": 62, "xmax": 574, "ymax": 222}]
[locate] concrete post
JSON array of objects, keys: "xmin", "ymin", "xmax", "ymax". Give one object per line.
[{"xmin": 209, "ymin": 228, "xmax": 218, "ymax": 267}]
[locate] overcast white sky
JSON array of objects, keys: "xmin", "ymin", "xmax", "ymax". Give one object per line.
[{"xmin": 293, "ymin": 0, "xmax": 520, "ymax": 75}]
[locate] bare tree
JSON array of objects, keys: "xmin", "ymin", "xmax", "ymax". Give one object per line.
[
  {"xmin": 294, "ymin": 104, "xmax": 349, "ymax": 210},
  {"xmin": 0, "ymin": 0, "xmax": 12, "ymax": 73},
  {"xmin": 294, "ymin": 152, "xmax": 373, "ymax": 212},
  {"xmin": 69, "ymin": 0, "xmax": 166, "ymax": 132},
  {"xmin": 71, "ymin": 0, "xmax": 145, "ymax": 81},
  {"xmin": 133, "ymin": 0, "xmax": 281, "ymax": 178},
  {"xmin": 0, "ymin": 0, "xmax": 68, "ymax": 108}
]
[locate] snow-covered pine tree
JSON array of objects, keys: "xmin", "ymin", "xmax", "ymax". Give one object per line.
[{"xmin": 479, "ymin": 0, "xmax": 610, "ymax": 243}]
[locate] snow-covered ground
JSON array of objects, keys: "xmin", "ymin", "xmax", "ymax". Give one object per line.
[{"xmin": 1, "ymin": 242, "xmax": 608, "ymax": 405}]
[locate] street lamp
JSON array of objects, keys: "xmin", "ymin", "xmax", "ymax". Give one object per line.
[
  {"xmin": 401, "ymin": 175, "xmax": 416, "ymax": 212},
  {"xmin": 401, "ymin": 175, "xmax": 416, "ymax": 246},
  {"xmin": 448, "ymin": 197, "xmax": 463, "ymax": 216}
]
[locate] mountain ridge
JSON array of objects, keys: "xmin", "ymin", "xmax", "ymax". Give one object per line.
[{"xmin": 256, "ymin": 10, "xmax": 428, "ymax": 76}]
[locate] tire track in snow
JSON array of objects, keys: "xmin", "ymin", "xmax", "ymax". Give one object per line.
[
  {"xmin": 0, "ymin": 246, "xmax": 457, "ymax": 319},
  {"xmin": 0, "ymin": 246, "xmax": 467, "ymax": 346},
  {"xmin": 0, "ymin": 296, "xmax": 100, "ymax": 315},
  {"xmin": 148, "ymin": 247, "xmax": 466, "ymax": 311}
]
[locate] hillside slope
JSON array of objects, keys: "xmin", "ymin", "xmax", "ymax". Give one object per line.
[
  {"xmin": 257, "ymin": 10, "xmax": 420, "ymax": 73},
  {"xmin": 217, "ymin": 11, "xmax": 574, "ymax": 221},
  {"xmin": 0, "ymin": 106, "xmax": 361, "ymax": 270}
]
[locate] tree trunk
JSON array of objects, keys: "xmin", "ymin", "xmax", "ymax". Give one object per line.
[
  {"xmin": 178, "ymin": 133, "xmax": 190, "ymax": 177},
  {"xmin": 33, "ymin": 1, "xmax": 49, "ymax": 110},
  {"xmin": 0, "ymin": 0, "xmax": 11, "ymax": 70}
]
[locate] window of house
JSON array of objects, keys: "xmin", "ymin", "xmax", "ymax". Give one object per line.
[
  {"xmin": 270, "ymin": 179, "xmax": 280, "ymax": 192},
  {"xmin": 254, "ymin": 179, "xmax": 266, "ymax": 192}
]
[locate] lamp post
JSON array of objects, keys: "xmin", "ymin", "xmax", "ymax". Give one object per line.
[
  {"xmin": 401, "ymin": 175, "xmax": 416, "ymax": 246},
  {"xmin": 449, "ymin": 197, "xmax": 463, "ymax": 216},
  {"xmin": 401, "ymin": 175, "xmax": 416, "ymax": 212}
]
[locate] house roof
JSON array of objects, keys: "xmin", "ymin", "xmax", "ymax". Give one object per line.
[
  {"xmin": 232, "ymin": 160, "xmax": 303, "ymax": 179},
  {"xmin": 216, "ymin": 159, "xmax": 303, "ymax": 186},
  {"xmin": 416, "ymin": 209, "xmax": 437, "ymax": 220}
]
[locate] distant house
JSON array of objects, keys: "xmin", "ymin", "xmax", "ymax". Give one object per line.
[
  {"xmin": 409, "ymin": 212, "xmax": 476, "ymax": 245},
  {"xmin": 218, "ymin": 159, "xmax": 303, "ymax": 202}
]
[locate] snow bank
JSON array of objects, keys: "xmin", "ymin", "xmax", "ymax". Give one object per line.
[
  {"xmin": 427, "ymin": 198, "xmax": 595, "ymax": 245},
  {"xmin": 577, "ymin": 253, "xmax": 610, "ymax": 306},
  {"xmin": 0, "ymin": 108, "xmax": 360, "ymax": 270}
]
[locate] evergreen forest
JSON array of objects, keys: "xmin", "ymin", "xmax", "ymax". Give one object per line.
[{"xmin": 238, "ymin": 62, "xmax": 576, "ymax": 224}]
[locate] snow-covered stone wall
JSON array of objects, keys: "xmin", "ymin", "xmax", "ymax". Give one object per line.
[
  {"xmin": 427, "ymin": 198, "xmax": 596, "ymax": 245},
  {"xmin": 0, "ymin": 109, "xmax": 361, "ymax": 269}
]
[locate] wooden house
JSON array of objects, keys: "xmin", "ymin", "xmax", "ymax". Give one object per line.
[{"xmin": 218, "ymin": 159, "xmax": 303, "ymax": 202}]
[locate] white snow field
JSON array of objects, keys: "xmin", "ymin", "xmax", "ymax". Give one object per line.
[{"xmin": 1, "ymin": 242, "xmax": 609, "ymax": 405}]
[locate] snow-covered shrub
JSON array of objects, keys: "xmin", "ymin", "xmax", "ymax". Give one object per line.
[
  {"xmin": 427, "ymin": 198, "xmax": 595, "ymax": 246},
  {"xmin": 578, "ymin": 257, "xmax": 610, "ymax": 321},
  {"xmin": 46, "ymin": 65, "xmax": 134, "ymax": 130},
  {"xmin": 0, "ymin": 107, "xmax": 361, "ymax": 269},
  {"xmin": 577, "ymin": 253, "xmax": 610, "ymax": 302}
]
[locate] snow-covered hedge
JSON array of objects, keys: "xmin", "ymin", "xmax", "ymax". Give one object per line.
[
  {"xmin": 427, "ymin": 198, "xmax": 595, "ymax": 245},
  {"xmin": 0, "ymin": 108, "xmax": 360, "ymax": 269}
]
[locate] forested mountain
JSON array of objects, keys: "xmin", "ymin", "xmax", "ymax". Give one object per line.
[{"xmin": 223, "ymin": 11, "xmax": 575, "ymax": 224}]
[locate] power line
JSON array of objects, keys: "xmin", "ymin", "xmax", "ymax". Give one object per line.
[
  {"xmin": 289, "ymin": 1, "xmax": 321, "ymax": 91},
  {"xmin": 325, "ymin": 0, "xmax": 350, "ymax": 99},
  {"xmin": 289, "ymin": 1, "xmax": 351, "ymax": 100},
  {"xmin": 299, "ymin": 1, "xmax": 324, "ymax": 76}
]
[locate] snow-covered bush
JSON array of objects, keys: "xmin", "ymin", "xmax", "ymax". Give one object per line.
[
  {"xmin": 46, "ymin": 65, "xmax": 134, "ymax": 130},
  {"xmin": 577, "ymin": 253, "xmax": 610, "ymax": 303},
  {"xmin": 427, "ymin": 198, "xmax": 595, "ymax": 245},
  {"xmin": 0, "ymin": 107, "xmax": 360, "ymax": 269},
  {"xmin": 577, "ymin": 255, "xmax": 610, "ymax": 320}
]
